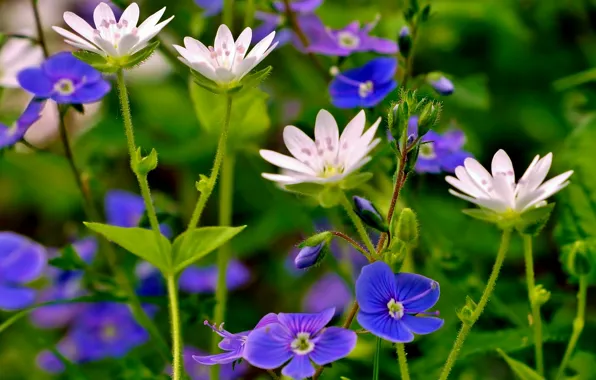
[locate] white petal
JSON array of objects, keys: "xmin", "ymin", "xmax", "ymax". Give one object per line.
[
  {"xmin": 183, "ymin": 37, "xmax": 212, "ymax": 61},
  {"xmin": 248, "ymin": 41, "xmax": 278, "ymax": 69},
  {"xmin": 246, "ymin": 31, "xmax": 275, "ymax": 61},
  {"xmin": 261, "ymin": 173, "xmax": 303, "ymax": 184},
  {"xmin": 283, "ymin": 125, "xmax": 322, "ymax": 172},
  {"xmin": 345, "ymin": 155, "xmax": 372, "ymax": 174},
  {"xmin": 344, "ymin": 138, "xmax": 380, "ymax": 172},
  {"xmin": 492, "ymin": 174, "xmax": 515, "ymax": 209},
  {"xmin": 63, "ymin": 12, "xmax": 97, "ymax": 42},
  {"xmin": 525, "ymin": 153, "xmax": 552, "ymax": 194},
  {"xmin": 515, "ymin": 154, "xmax": 539, "ymax": 196},
  {"xmin": 454, "ymin": 166, "xmax": 490, "ymax": 197},
  {"xmin": 339, "ymin": 110, "xmax": 366, "ymax": 152},
  {"xmin": 93, "ymin": 35, "xmax": 119, "ymax": 57},
  {"xmin": 120, "ymin": 2, "xmax": 140, "ymax": 28},
  {"xmin": 314, "ymin": 109, "xmax": 340, "ymax": 165},
  {"xmin": 491, "ymin": 149, "xmax": 515, "ymax": 186},
  {"xmin": 118, "ymin": 34, "xmax": 140, "ymax": 55},
  {"xmin": 260, "ymin": 150, "xmax": 317, "ymax": 175},
  {"xmin": 214, "ymin": 24, "xmax": 235, "ymax": 59},
  {"xmin": 446, "ymin": 175, "xmax": 483, "ymax": 199},
  {"xmin": 138, "ymin": 7, "xmax": 166, "ymax": 30},
  {"xmin": 133, "ymin": 16, "xmax": 174, "ymax": 54},
  {"xmin": 190, "ymin": 61, "xmax": 219, "ymax": 82},
  {"xmin": 231, "ymin": 56, "xmax": 257, "ymax": 78},
  {"xmin": 94, "ymin": 2, "xmax": 117, "ymax": 29},
  {"xmin": 215, "ymin": 67, "xmax": 237, "ymax": 83},
  {"xmin": 463, "ymin": 157, "xmax": 494, "ymax": 195},
  {"xmin": 518, "ymin": 170, "xmax": 573, "ymax": 211},
  {"xmin": 53, "ymin": 26, "xmax": 99, "ymax": 51},
  {"xmin": 448, "ymin": 190, "xmax": 508, "ymax": 212},
  {"xmin": 234, "ymin": 27, "xmax": 253, "ymax": 61},
  {"xmin": 64, "ymin": 40, "xmax": 104, "ymax": 55}
]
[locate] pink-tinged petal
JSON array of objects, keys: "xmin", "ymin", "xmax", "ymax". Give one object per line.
[
  {"xmin": 261, "ymin": 173, "xmax": 304, "ymax": 184},
  {"xmin": 448, "ymin": 189, "xmax": 507, "ymax": 212},
  {"xmin": 234, "ymin": 27, "xmax": 253, "ymax": 61},
  {"xmin": 64, "ymin": 40, "xmax": 104, "ymax": 55},
  {"xmin": 120, "ymin": 2, "xmax": 140, "ymax": 28},
  {"xmin": 338, "ymin": 110, "xmax": 366, "ymax": 160},
  {"xmin": 52, "ymin": 26, "xmax": 98, "ymax": 51},
  {"xmin": 401, "ymin": 315, "xmax": 444, "ymax": 335},
  {"xmin": 246, "ymin": 31, "xmax": 276, "ymax": 61},
  {"xmin": 183, "ymin": 37, "xmax": 213, "ymax": 63},
  {"xmin": 260, "ymin": 150, "xmax": 317, "ymax": 175},
  {"xmin": 133, "ymin": 15, "xmax": 174, "ymax": 53},
  {"xmin": 93, "ymin": 2, "xmax": 117, "ymax": 29},
  {"xmin": 93, "ymin": 35, "xmax": 119, "ymax": 57},
  {"xmin": 138, "ymin": 7, "xmax": 166, "ymax": 30},
  {"xmin": 118, "ymin": 34, "xmax": 140, "ymax": 56},
  {"xmin": 355, "ymin": 261, "xmax": 397, "ymax": 313},
  {"xmin": 214, "ymin": 67, "xmax": 236, "ymax": 83},
  {"xmin": 283, "ymin": 125, "xmax": 322, "ymax": 172},
  {"xmin": 523, "ymin": 153, "xmax": 553, "ymax": 194},
  {"xmin": 357, "ymin": 311, "xmax": 414, "ymax": 343},
  {"xmin": 244, "ymin": 324, "xmax": 293, "ymax": 369},
  {"xmin": 463, "ymin": 157, "xmax": 494, "ymax": 193},
  {"xmin": 63, "ymin": 12, "xmax": 96, "ymax": 41},
  {"xmin": 310, "ymin": 327, "xmax": 356, "ymax": 365},
  {"xmin": 314, "ymin": 109, "xmax": 340, "ymax": 164},
  {"xmin": 518, "ymin": 170, "xmax": 573, "ymax": 211},
  {"xmin": 282, "ymin": 355, "xmax": 315, "ymax": 379},
  {"xmin": 277, "ymin": 308, "xmax": 335, "ymax": 335},
  {"xmin": 491, "ymin": 149, "xmax": 515, "ymax": 186}
]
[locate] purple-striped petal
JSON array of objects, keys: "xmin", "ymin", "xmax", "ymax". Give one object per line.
[
  {"xmin": 278, "ymin": 308, "xmax": 335, "ymax": 335},
  {"xmin": 255, "ymin": 312, "xmax": 280, "ymax": 328},
  {"xmin": 244, "ymin": 324, "xmax": 294, "ymax": 369},
  {"xmin": 355, "ymin": 261, "xmax": 397, "ymax": 314},
  {"xmin": 357, "ymin": 311, "xmax": 414, "ymax": 343},
  {"xmin": 282, "ymin": 354, "xmax": 315, "ymax": 379},
  {"xmin": 193, "ymin": 348, "xmax": 243, "ymax": 365},
  {"xmin": 310, "ymin": 327, "xmax": 356, "ymax": 365},
  {"xmin": 395, "ymin": 272, "xmax": 440, "ymax": 313},
  {"xmin": 401, "ymin": 315, "xmax": 444, "ymax": 335}
]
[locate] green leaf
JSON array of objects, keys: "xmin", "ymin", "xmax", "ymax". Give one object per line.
[
  {"xmin": 121, "ymin": 40, "xmax": 159, "ymax": 69},
  {"xmin": 318, "ymin": 186, "xmax": 342, "ymax": 208},
  {"xmin": 340, "ymin": 172, "xmax": 373, "ymax": 190},
  {"xmin": 515, "ymin": 203, "xmax": 555, "ymax": 236},
  {"xmin": 189, "ymin": 80, "xmax": 271, "ymax": 140},
  {"xmin": 285, "ymin": 182, "xmax": 325, "ymax": 196},
  {"xmin": 172, "ymin": 226, "xmax": 246, "ymax": 272},
  {"xmin": 497, "ymin": 349, "xmax": 545, "ymax": 380},
  {"xmin": 237, "ymin": 66, "xmax": 272, "ymax": 92},
  {"xmin": 462, "ymin": 208, "xmax": 500, "ymax": 223},
  {"xmin": 73, "ymin": 50, "xmax": 118, "ymax": 73},
  {"xmin": 84, "ymin": 222, "xmax": 171, "ymax": 273},
  {"xmin": 48, "ymin": 245, "xmax": 87, "ymax": 271}
]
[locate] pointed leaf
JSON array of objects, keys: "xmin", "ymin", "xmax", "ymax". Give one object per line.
[
  {"xmin": 284, "ymin": 182, "xmax": 325, "ymax": 196},
  {"xmin": 497, "ymin": 349, "xmax": 544, "ymax": 380},
  {"xmin": 73, "ymin": 50, "xmax": 118, "ymax": 73},
  {"xmin": 84, "ymin": 222, "xmax": 171, "ymax": 273},
  {"xmin": 340, "ymin": 172, "xmax": 373, "ymax": 190},
  {"xmin": 516, "ymin": 203, "xmax": 555, "ymax": 236},
  {"xmin": 121, "ymin": 40, "xmax": 159, "ymax": 69},
  {"xmin": 172, "ymin": 226, "xmax": 246, "ymax": 272}
]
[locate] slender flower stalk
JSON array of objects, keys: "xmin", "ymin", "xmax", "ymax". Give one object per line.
[
  {"xmin": 556, "ymin": 274, "xmax": 588, "ymax": 380},
  {"xmin": 439, "ymin": 229, "xmax": 512, "ymax": 380},
  {"xmin": 373, "ymin": 337, "xmax": 381, "ymax": 380},
  {"xmin": 339, "ymin": 193, "xmax": 376, "ymax": 257},
  {"xmin": 187, "ymin": 95, "xmax": 233, "ymax": 229},
  {"xmin": 522, "ymin": 234, "xmax": 544, "ymax": 376},
  {"xmin": 397, "ymin": 344, "xmax": 411, "ymax": 380},
  {"xmin": 167, "ymin": 275, "xmax": 183, "ymax": 380},
  {"xmin": 210, "ymin": 152, "xmax": 235, "ymax": 380}
]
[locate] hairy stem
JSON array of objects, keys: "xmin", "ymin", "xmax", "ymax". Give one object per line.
[
  {"xmin": 522, "ymin": 234, "xmax": 544, "ymax": 375},
  {"xmin": 339, "ymin": 192, "xmax": 376, "ymax": 257},
  {"xmin": 397, "ymin": 344, "xmax": 411, "ymax": 380},
  {"xmin": 438, "ymin": 229, "xmax": 512, "ymax": 380},
  {"xmin": 167, "ymin": 275, "xmax": 183, "ymax": 380},
  {"xmin": 331, "ymin": 231, "xmax": 369, "ymax": 257}
]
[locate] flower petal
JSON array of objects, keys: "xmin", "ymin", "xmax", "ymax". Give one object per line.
[
  {"xmin": 0, "ymin": 285, "xmax": 36, "ymax": 310},
  {"xmin": 356, "ymin": 261, "xmax": 397, "ymax": 313},
  {"xmin": 310, "ymin": 327, "xmax": 357, "ymax": 365},
  {"xmin": 93, "ymin": 2, "xmax": 117, "ymax": 29},
  {"xmin": 192, "ymin": 348, "xmax": 242, "ymax": 365},
  {"xmin": 52, "ymin": 26, "xmax": 99, "ymax": 52},
  {"xmin": 261, "ymin": 173, "xmax": 304, "ymax": 184},
  {"xmin": 314, "ymin": 109, "xmax": 340, "ymax": 164},
  {"xmin": 282, "ymin": 355, "xmax": 315, "ymax": 380},
  {"xmin": 463, "ymin": 157, "xmax": 494, "ymax": 194},
  {"xmin": 283, "ymin": 125, "xmax": 322, "ymax": 172},
  {"xmin": 63, "ymin": 11, "xmax": 96, "ymax": 42},
  {"xmin": 1, "ymin": 242, "xmax": 46, "ymax": 283},
  {"xmin": 246, "ymin": 31, "xmax": 276, "ymax": 61},
  {"xmin": 277, "ymin": 308, "xmax": 335, "ymax": 335},
  {"xmin": 260, "ymin": 149, "xmax": 317, "ymax": 175},
  {"xmin": 17, "ymin": 68, "xmax": 54, "ymax": 97},
  {"xmin": 120, "ymin": 2, "xmax": 140, "ymax": 28},
  {"xmin": 338, "ymin": 110, "xmax": 365, "ymax": 161},
  {"xmin": 448, "ymin": 189, "xmax": 507, "ymax": 212},
  {"xmin": 71, "ymin": 80, "xmax": 111, "ymax": 104},
  {"xmin": 401, "ymin": 315, "xmax": 444, "ymax": 335},
  {"xmin": 244, "ymin": 324, "xmax": 294, "ymax": 369},
  {"xmin": 491, "ymin": 149, "xmax": 515, "ymax": 187},
  {"xmin": 234, "ymin": 27, "xmax": 253, "ymax": 61},
  {"xmin": 357, "ymin": 311, "xmax": 414, "ymax": 343},
  {"xmin": 255, "ymin": 313, "xmax": 280, "ymax": 328},
  {"xmin": 395, "ymin": 272, "xmax": 439, "ymax": 311},
  {"xmin": 518, "ymin": 170, "xmax": 573, "ymax": 211}
]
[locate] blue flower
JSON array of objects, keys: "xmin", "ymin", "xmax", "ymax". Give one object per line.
[
  {"xmin": 17, "ymin": 52, "xmax": 110, "ymax": 104},
  {"xmin": 294, "ymin": 242, "xmax": 325, "ymax": 269},
  {"xmin": 105, "ymin": 189, "xmax": 172, "ymax": 237},
  {"xmin": 182, "ymin": 346, "xmax": 248, "ymax": 379},
  {"xmin": 329, "ymin": 57, "xmax": 397, "ymax": 108},
  {"xmin": 417, "ymin": 130, "xmax": 472, "ymax": 173},
  {"xmin": 193, "ymin": 313, "xmax": 279, "ymax": 366},
  {"xmin": 356, "ymin": 261, "xmax": 443, "ymax": 343},
  {"xmin": 428, "ymin": 75, "xmax": 454, "ymax": 96},
  {"xmin": 0, "ymin": 232, "xmax": 46, "ymax": 310},
  {"xmin": 194, "ymin": 0, "xmax": 223, "ymax": 17},
  {"xmin": 303, "ymin": 273, "xmax": 352, "ymax": 316},
  {"xmin": 0, "ymin": 98, "xmax": 45, "ymax": 149},
  {"xmin": 244, "ymin": 308, "xmax": 357, "ymax": 379},
  {"xmin": 254, "ymin": 0, "xmax": 323, "ymax": 46}
]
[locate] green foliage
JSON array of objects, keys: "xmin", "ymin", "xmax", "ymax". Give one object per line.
[
  {"xmin": 497, "ymin": 349, "xmax": 545, "ymax": 380},
  {"xmin": 48, "ymin": 245, "xmax": 87, "ymax": 271}
]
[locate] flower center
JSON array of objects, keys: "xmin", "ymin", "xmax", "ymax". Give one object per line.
[
  {"xmin": 101, "ymin": 324, "xmax": 118, "ymax": 341},
  {"xmin": 291, "ymin": 332, "xmax": 315, "ymax": 355},
  {"xmin": 419, "ymin": 142, "xmax": 436, "ymax": 159},
  {"xmin": 337, "ymin": 31, "xmax": 360, "ymax": 49},
  {"xmin": 358, "ymin": 81, "xmax": 374, "ymax": 98},
  {"xmin": 387, "ymin": 298, "xmax": 404, "ymax": 319},
  {"xmin": 54, "ymin": 79, "xmax": 75, "ymax": 96},
  {"xmin": 322, "ymin": 165, "xmax": 344, "ymax": 178}
]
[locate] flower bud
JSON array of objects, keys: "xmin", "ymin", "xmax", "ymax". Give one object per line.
[
  {"xmin": 389, "ymin": 101, "xmax": 409, "ymax": 141},
  {"xmin": 398, "ymin": 26, "xmax": 412, "ymax": 58},
  {"xmin": 134, "ymin": 148, "xmax": 158, "ymax": 176},
  {"xmin": 531, "ymin": 285, "xmax": 551, "ymax": 307},
  {"xmin": 392, "ymin": 208, "xmax": 419, "ymax": 246},
  {"xmin": 427, "ymin": 73, "xmax": 454, "ymax": 96},
  {"xmin": 299, "ymin": 231, "xmax": 333, "ymax": 248},
  {"xmin": 353, "ymin": 196, "xmax": 388, "ymax": 232},
  {"xmin": 566, "ymin": 241, "xmax": 593, "ymax": 277},
  {"xmin": 417, "ymin": 101, "xmax": 441, "ymax": 136},
  {"xmin": 295, "ymin": 242, "xmax": 326, "ymax": 269},
  {"xmin": 404, "ymin": 142, "xmax": 420, "ymax": 174},
  {"xmin": 457, "ymin": 296, "xmax": 477, "ymax": 325}
]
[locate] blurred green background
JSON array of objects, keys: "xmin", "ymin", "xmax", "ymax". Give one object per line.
[{"xmin": 2, "ymin": 0, "xmax": 596, "ymax": 379}]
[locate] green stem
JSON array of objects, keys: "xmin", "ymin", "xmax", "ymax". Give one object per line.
[
  {"xmin": 30, "ymin": 0, "xmax": 49, "ymax": 58},
  {"xmin": 373, "ymin": 337, "xmax": 381, "ymax": 380},
  {"xmin": 187, "ymin": 95, "xmax": 233, "ymax": 229},
  {"xmin": 397, "ymin": 344, "xmax": 411, "ymax": 380},
  {"xmin": 167, "ymin": 275, "xmax": 183, "ymax": 380},
  {"xmin": 339, "ymin": 192, "xmax": 376, "ymax": 258},
  {"xmin": 223, "ymin": 0, "xmax": 234, "ymax": 29},
  {"xmin": 438, "ymin": 229, "xmax": 512, "ymax": 380},
  {"xmin": 210, "ymin": 152, "xmax": 235, "ymax": 380},
  {"xmin": 522, "ymin": 234, "xmax": 544, "ymax": 376},
  {"xmin": 556, "ymin": 275, "xmax": 588, "ymax": 380},
  {"xmin": 244, "ymin": 0, "xmax": 254, "ymax": 27}
]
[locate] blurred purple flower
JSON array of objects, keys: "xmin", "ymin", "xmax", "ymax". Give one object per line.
[
  {"xmin": 18, "ymin": 52, "xmax": 110, "ymax": 104},
  {"xmin": 0, "ymin": 98, "xmax": 46, "ymax": 149},
  {"xmin": 194, "ymin": 0, "xmax": 223, "ymax": 17},
  {"xmin": 193, "ymin": 313, "xmax": 278, "ymax": 366},
  {"xmin": 303, "ymin": 273, "xmax": 352, "ymax": 316},
  {"xmin": 73, "ymin": 0, "xmax": 122, "ymax": 24},
  {"xmin": 329, "ymin": 57, "xmax": 397, "ymax": 108},
  {"xmin": 417, "ymin": 130, "xmax": 472, "ymax": 173},
  {"xmin": 182, "ymin": 346, "xmax": 248, "ymax": 379},
  {"xmin": 244, "ymin": 308, "xmax": 357, "ymax": 379},
  {"xmin": 0, "ymin": 232, "xmax": 46, "ymax": 310},
  {"xmin": 428, "ymin": 75, "xmax": 454, "ymax": 96},
  {"xmin": 31, "ymin": 238, "xmax": 98, "ymax": 329},
  {"xmin": 105, "ymin": 189, "xmax": 172, "ymax": 237},
  {"xmin": 356, "ymin": 261, "xmax": 443, "ymax": 343},
  {"xmin": 254, "ymin": 0, "xmax": 323, "ymax": 46}
]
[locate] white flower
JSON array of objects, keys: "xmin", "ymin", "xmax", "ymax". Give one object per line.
[
  {"xmin": 260, "ymin": 109, "xmax": 381, "ymax": 185},
  {"xmin": 174, "ymin": 24, "xmax": 277, "ymax": 85},
  {"xmin": 52, "ymin": 2, "xmax": 173, "ymax": 58},
  {"xmin": 446, "ymin": 149, "xmax": 573, "ymax": 214},
  {"xmin": 0, "ymin": 38, "xmax": 43, "ymax": 88}
]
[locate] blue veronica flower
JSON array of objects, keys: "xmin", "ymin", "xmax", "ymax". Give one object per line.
[
  {"xmin": 17, "ymin": 52, "xmax": 111, "ymax": 104},
  {"xmin": 0, "ymin": 98, "xmax": 45, "ymax": 149},
  {"xmin": 356, "ymin": 261, "xmax": 443, "ymax": 343},
  {"xmin": 193, "ymin": 313, "xmax": 279, "ymax": 366},
  {"xmin": 428, "ymin": 75, "xmax": 454, "ymax": 96},
  {"xmin": 105, "ymin": 189, "xmax": 172, "ymax": 237},
  {"xmin": 294, "ymin": 242, "xmax": 325, "ymax": 269},
  {"xmin": 30, "ymin": 238, "xmax": 98, "ymax": 329},
  {"xmin": 417, "ymin": 130, "xmax": 472, "ymax": 174},
  {"xmin": 329, "ymin": 57, "xmax": 397, "ymax": 109},
  {"xmin": 194, "ymin": 0, "xmax": 223, "ymax": 17},
  {"xmin": 303, "ymin": 273, "xmax": 352, "ymax": 316},
  {"xmin": 244, "ymin": 308, "xmax": 357, "ymax": 379},
  {"xmin": 254, "ymin": 0, "xmax": 323, "ymax": 46},
  {"xmin": 0, "ymin": 232, "xmax": 46, "ymax": 310},
  {"xmin": 182, "ymin": 346, "xmax": 247, "ymax": 379}
]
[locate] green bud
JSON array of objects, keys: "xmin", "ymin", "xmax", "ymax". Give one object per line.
[
  {"xmin": 420, "ymin": 4, "xmax": 431, "ymax": 22},
  {"xmin": 531, "ymin": 285, "xmax": 551, "ymax": 307},
  {"xmin": 457, "ymin": 296, "xmax": 477, "ymax": 325},
  {"xmin": 566, "ymin": 241, "xmax": 593, "ymax": 277},
  {"xmin": 299, "ymin": 231, "xmax": 333, "ymax": 248},
  {"xmin": 134, "ymin": 148, "xmax": 158, "ymax": 176},
  {"xmin": 195, "ymin": 174, "xmax": 210, "ymax": 193},
  {"xmin": 417, "ymin": 101, "xmax": 441, "ymax": 136},
  {"xmin": 387, "ymin": 240, "xmax": 407, "ymax": 271},
  {"xmin": 392, "ymin": 208, "xmax": 419, "ymax": 246},
  {"xmin": 404, "ymin": 142, "xmax": 420, "ymax": 174}
]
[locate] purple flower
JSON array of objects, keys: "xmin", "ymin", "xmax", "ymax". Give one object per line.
[
  {"xmin": 194, "ymin": 0, "xmax": 223, "ymax": 17},
  {"xmin": 294, "ymin": 242, "xmax": 325, "ymax": 269},
  {"xmin": 74, "ymin": 0, "xmax": 122, "ymax": 24},
  {"xmin": 193, "ymin": 313, "xmax": 279, "ymax": 365},
  {"xmin": 0, "ymin": 232, "xmax": 46, "ymax": 310},
  {"xmin": 428, "ymin": 75, "xmax": 454, "ymax": 96},
  {"xmin": 329, "ymin": 57, "xmax": 397, "ymax": 109},
  {"xmin": 0, "ymin": 98, "xmax": 46, "ymax": 149},
  {"xmin": 356, "ymin": 261, "xmax": 443, "ymax": 343},
  {"xmin": 305, "ymin": 18, "xmax": 398, "ymax": 56},
  {"xmin": 353, "ymin": 196, "xmax": 387, "ymax": 232},
  {"xmin": 303, "ymin": 273, "xmax": 352, "ymax": 316},
  {"xmin": 254, "ymin": 0, "xmax": 323, "ymax": 45},
  {"xmin": 417, "ymin": 130, "xmax": 472, "ymax": 174},
  {"xmin": 244, "ymin": 308, "xmax": 357, "ymax": 379},
  {"xmin": 17, "ymin": 52, "xmax": 111, "ymax": 104},
  {"xmin": 182, "ymin": 346, "xmax": 248, "ymax": 379},
  {"xmin": 105, "ymin": 189, "xmax": 172, "ymax": 237},
  {"xmin": 31, "ymin": 238, "xmax": 98, "ymax": 329}
]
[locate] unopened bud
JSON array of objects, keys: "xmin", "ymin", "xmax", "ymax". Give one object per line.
[
  {"xmin": 134, "ymin": 148, "xmax": 158, "ymax": 176},
  {"xmin": 392, "ymin": 208, "xmax": 419, "ymax": 246},
  {"xmin": 417, "ymin": 101, "xmax": 441, "ymax": 136},
  {"xmin": 404, "ymin": 142, "xmax": 420, "ymax": 174},
  {"xmin": 457, "ymin": 296, "xmax": 477, "ymax": 325},
  {"xmin": 352, "ymin": 196, "xmax": 388, "ymax": 232},
  {"xmin": 295, "ymin": 242, "xmax": 326, "ymax": 269},
  {"xmin": 532, "ymin": 285, "xmax": 551, "ymax": 307},
  {"xmin": 398, "ymin": 26, "xmax": 412, "ymax": 58},
  {"xmin": 566, "ymin": 241, "xmax": 593, "ymax": 277},
  {"xmin": 300, "ymin": 231, "xmax": 333, "ymax": 248},
  {"xmin": 427, "ymin": 72, "xmax": 454, "ymax": 96}
]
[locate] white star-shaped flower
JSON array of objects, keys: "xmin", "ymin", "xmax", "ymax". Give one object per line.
[
  {"xmin": 0, "ymin": 38, "xmax": 43, "ymax": 88},
  {"xmin": 174, "ymin": 24, "xmax": 277, "ymax": 85},
  {"xmin": 446, "ymin": 149, "xmax": 573, "ymax": 214},
  {"xmin": 260, "ymin": 109, "xmax": 381, "ymax": 185},
  {"xmin": 53, "ymin": 2, "xmax": 174, "ymax": 58}
]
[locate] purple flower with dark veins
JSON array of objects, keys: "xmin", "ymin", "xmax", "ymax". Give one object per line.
[{"xmin": 244, "ymin": 308, "xmax": 357, "ymax": 379}]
